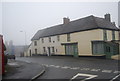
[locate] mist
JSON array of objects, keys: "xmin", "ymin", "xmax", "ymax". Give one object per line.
[{"xmin": 2, "ymin": 2, "xmax": 118, "ymax": 45}]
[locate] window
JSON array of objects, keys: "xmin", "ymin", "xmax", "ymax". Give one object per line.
[
  {"xmin": 49, "ymin": 37, "xmax": 51, "ymax": 42},
  {"xmin": 52, "ymin": 47, "xmax": 55, "ymax": 53},
  {"xmin": 103, "ymin": 30, "xmax": 107, "ymax": 41},
  {"xmin": 35, "ymin": 49, "xmax": 37, "ymax": 54},
  {"xmin": 57, "ymin": 35, "xmax": 60, "ymax": 41},
  {"xmin": 43, "ymin": 47, "xmax": 46, "ymax": 53},
  {"xmin": 34, "ymin": 41, "xmax": 37, "ymax": 46},
  {"xmin": 112, "ymin": 31, "xmax": 115, "ymax": 40},
  {"xmin": 42, "ymin": 38, "xmax": 44, "ymax": 43},
  {"xmin": 67, "ymin": 34, "xmax": 70, "ymax": 42}
]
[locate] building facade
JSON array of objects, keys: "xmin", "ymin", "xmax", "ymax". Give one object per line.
[{"xmin": 26, "ymin": 14, "xmax": 120, "ymax": 58}]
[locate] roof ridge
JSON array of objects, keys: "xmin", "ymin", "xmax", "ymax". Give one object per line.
[
  {"xmin": 91, "ymin": 16, "xmax": 99, "ymax": 28},
  {"xmin": 31, "ymin": 15, "xmax": 119, "ymax": 41},
  {"xmin": 70, "ymin": 15, "xmax": 95, "ymax": 22}
]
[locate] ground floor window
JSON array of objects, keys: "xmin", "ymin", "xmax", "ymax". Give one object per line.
[
  {"xmin": 62, "ymin": 43, "xmax": 78, "ymax": 57},
  {"xmin": 92, "ymin": 41, "xmax": 119, "ymax": 58},
  {"xmin": 52, "ymin": 47, "xmax": 55, "ymax": 53}
]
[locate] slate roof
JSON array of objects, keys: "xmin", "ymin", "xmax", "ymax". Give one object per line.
[{"xmin": 31, "ymin": 15, "xmax": 120, "ymax": 41}]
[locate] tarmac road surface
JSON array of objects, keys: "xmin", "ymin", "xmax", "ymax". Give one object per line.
[{"xmin": 16, "ymin": 56, "xmax": 120, "ymax": 81}]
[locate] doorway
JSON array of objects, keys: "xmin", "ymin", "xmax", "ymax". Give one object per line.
[{"xmin": 47, "ymin": 47, "xmax": 51, "ymax": 56}]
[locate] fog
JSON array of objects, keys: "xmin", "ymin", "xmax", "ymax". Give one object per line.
[{"xmin": 2, "ymin": 2, "xmax": 118, "ymax": 45}]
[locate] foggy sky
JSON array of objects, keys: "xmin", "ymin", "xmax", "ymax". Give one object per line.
[{"xmin": 2, "ymin": 2, "xmax": 118, "ymax": 45}]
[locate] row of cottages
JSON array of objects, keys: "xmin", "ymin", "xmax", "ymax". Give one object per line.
[{"xmin": 25, "ymin": 14, "xmax": 120, "ymax": 59}]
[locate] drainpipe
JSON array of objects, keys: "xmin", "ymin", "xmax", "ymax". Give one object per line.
[
  {"xmin": 118, "ymin": 26, "xmax": 120, "ymax": 54},
  {"xmin": 118, "ymin": 30, "xmax": 120, "ymax": 54}
]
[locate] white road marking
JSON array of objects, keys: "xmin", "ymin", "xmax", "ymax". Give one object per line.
[
  {"xmin": 113, "ymin": 71, "xmax": 120, "ymax": 74},
  {"xmin": 71, "ymin": 73, "xmax": 98, "ymax": 81},
  {"xmin": 91, "ymin": 69, "xmax": 101, "ymax": 72},
  {"xmin": 70, "ymin": 67, "xmax": 80, "ymax": 70},
  {"xmin": 42, "ymin": 64, "xmax": 49, "ymax": 67},
  {"xmin": 54, "ymin": 65, "xmax": 60, "ymax": 68},
  {"xmin": 102, "ymin": 70, "xmax": 112, "ymax": 73},
  {"xmin": 61, "ymin": 66, "xmax": 70, "ymax": 69},
  {"xmin": 110, "ymin": 73, "xmax": 120, "ymax": 81},
  {"xmin": 49, "ymin": 65, "xmax": 56, "ymax": 67},
  {"xmin": 81, "ymin": 68, "xmax": 90, "ymax": 71},
  {"xmin": 41, "ymin": 64, "xmax": 118, "ymax": 74}
]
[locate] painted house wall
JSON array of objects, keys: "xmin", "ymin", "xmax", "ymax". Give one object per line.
[
  {"xmin": 71, "ymin": 29, "xmax": 103, "ymax": 55},
  {"xmin": 107, "ymin": 30, "xmax": 112, "ymax": 41},
  {"xmin": 27, "ymin": 29, "xmax": 102, "ymax": 56},
  {"xmin": 107, "ymin": 30, "xmax": 119, "ymax": 41},
  {"xmin": 32, "ymin": 40, "xmax": 41, "ymax": 54},
  {"xmin": 72, "ymin": 29, "xmax": 101, "ymax": 55},
  {"xmin": 38, "ymin": 35, "xmax": 66, "ymax": 55},
  {"xmin": 27, "ymin": 29, "xmax": 119, "ymax": 56},
  {"xmin": 115, "ymin": 31, "xmax": 119, "ymax": 40}
]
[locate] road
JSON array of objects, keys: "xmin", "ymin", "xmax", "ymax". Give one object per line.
[{"xmin": 16, "ymin": 56, "xmax": 120, "ymax": 81}]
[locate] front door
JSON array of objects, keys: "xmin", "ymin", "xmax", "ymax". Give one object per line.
[
  {"xmin": 47, "ymin": 47, "xmax": 51, "ymax": 56},
  {"xmin": 65, "ymin": 44, "xmax": 78, "ymax": 57},
  {"xmin": 73, "ymin": 44, "xmax": 78, "ymax": 57},
  {"xmin": 104, "ymin": 43, "xmax": 111, "ymax": 59}
]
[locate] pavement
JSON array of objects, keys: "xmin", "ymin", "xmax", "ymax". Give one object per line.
[
  {"xmin": 2, "ymin": 59, "xmax": 45, "ymax": 80},
  {"xmin": 111, "ymin": 55, "xmax": 120, "ymax": 60}
]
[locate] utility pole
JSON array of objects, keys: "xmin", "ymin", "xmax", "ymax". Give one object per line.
[{"xmin": 20, "ymin": 30, "xmax": 27, "ymax": 56}]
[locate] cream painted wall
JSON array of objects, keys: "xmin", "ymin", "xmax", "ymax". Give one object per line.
[
  {"xmin": 38, "ymin": 35, "xmax": 66, "ymax": 55},
  {"xmin": 70, "ymin": 29, "xmax": 103, "ymax": 55},
  {"xmin": 107, "ymin": 30, "xmax": 119, "ymax": 41},
  {"xmin": 27, "ymin": 40, "xmax": 40, "ymax": 55},
  {"xmin": 26, "ymin": 29, "xmax": 119, "ymax": 56},
  {"xmin": 115, "ymin": 31, "xmax": 119, "ymax": 40},
  {"xmin": 107, "ymin": 30, "xmax": 112, "ymax": 41}
]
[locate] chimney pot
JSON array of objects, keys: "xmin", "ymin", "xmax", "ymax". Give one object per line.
[{"xmin": 112, "ymin": 22, "xmax": 116, "ymax": 26}]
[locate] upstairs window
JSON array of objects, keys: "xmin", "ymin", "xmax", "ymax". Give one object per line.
[
  {"xmin": 34, "ymin": 41, "xmax": 37, "ymax": 46},
  {"xmin": 112, "ymin": 31, "xmax": 115, "ymax": 40},
  {"xmin": 103, "ymin": 30, "xmax": 107, "ymax": 41},
  {"xmin": 57, "ymin": 35, "xmax": 60, "ymax": 41},
  {"xmin": 67, "ymin": 34, "xmax": 70, "ymax": 42},
  {"xmin": 49, "ymin": 37, "xmax": 51, "ymax": 42},
  {"xmin": 42, "ymin": 38, "xmax": 44, "ymax": 43}
]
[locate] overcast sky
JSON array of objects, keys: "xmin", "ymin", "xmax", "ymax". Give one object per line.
[{"xmin": 1, "ymin": 1, "xmax": 119, "ymax": 45}]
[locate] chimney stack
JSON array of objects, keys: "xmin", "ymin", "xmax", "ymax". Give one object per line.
[
  {"xmin": 112, "ymin": 22, "xmax": 116, "ymax": 26},
  {"xmin": 104, "ymin": 13, "xmax": 111, "ymax": 22},
  {"xmin": 63, "ymin": 17, "xmax": 70, "ymax": 24}
]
